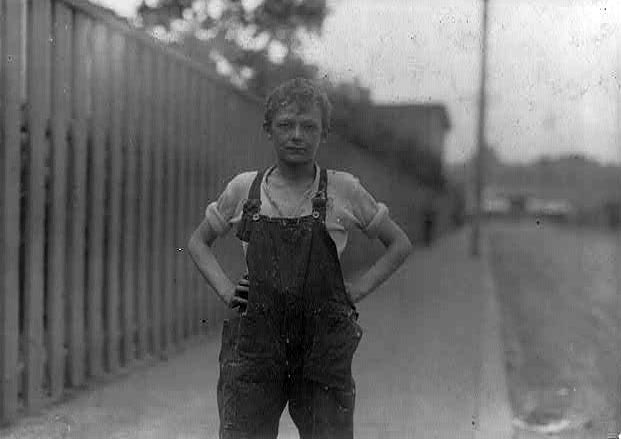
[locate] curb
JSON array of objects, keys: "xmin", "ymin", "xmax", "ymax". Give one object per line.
[{"xmin": 475, "ymin": 235, "xmax": 515, "ymax": 439}]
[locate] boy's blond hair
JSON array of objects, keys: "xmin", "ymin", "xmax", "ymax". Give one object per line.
[{"xmin": 263, "ymin": 78, "xmax": 332, "ymax": 139}]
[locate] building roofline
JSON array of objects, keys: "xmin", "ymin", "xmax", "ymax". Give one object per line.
[{"xmin": 371, "ymin": 102, "xmax": 451, "ymax": 129}]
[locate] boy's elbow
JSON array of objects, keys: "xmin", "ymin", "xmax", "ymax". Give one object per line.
[
  {"xmin": 187, "ymin": 235, "xmax": 197, "ymax": 258},
  {"xmin": 400, "ymin": 236, "xmax": 413, "ymax": 259},
  {"xmin": 187, "ymin": 231, "xmax": 203, "ymax": 256}
]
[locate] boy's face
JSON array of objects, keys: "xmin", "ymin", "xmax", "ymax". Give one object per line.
[{"xmin": 269, "ymin": 101, "xmax": 323, "ymax": 166}]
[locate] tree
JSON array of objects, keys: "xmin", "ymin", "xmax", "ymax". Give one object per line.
[
  {"xmin": 136, "ymin": 0, "xmax": 327, "ymax": 94},
  {"xmin": 135, "ymin": 1, "xmax": 445, "ymax": 188}
]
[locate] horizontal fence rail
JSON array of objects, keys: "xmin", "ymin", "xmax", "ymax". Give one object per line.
[{"xmin": 0, "ymin": 0, "xmax": 458, "ymax": 426}]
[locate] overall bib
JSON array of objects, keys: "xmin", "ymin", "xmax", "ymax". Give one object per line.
[{"xmin": 217, "ymin": 167, "xmax": 364, "ymax": 439}]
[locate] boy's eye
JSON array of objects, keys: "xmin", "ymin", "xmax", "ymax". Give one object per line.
[{"xmin": 274, "ymin": 120, "xmax": 320, "ymax": 132}]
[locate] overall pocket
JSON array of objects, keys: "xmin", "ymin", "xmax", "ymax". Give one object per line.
[
  {"xmin": 305, "ymin": 305, "xmax": 363, "ymax": 389},
  {"xmin": 236, "ymin": 304, "xmax": 277, "ymax": 360},
  {"xmin": 219, "ymin": 316, "xmax": 241, "ymax": 365}
]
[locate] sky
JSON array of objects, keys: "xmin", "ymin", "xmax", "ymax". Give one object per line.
[{"xmin": 95, "ymin": 0, "xmax": 620, "ymax": 165}]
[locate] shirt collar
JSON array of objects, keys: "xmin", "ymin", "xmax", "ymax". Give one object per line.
[{"xmin": 263, "ymin": 163, "xmax": 320, "ymax": 193}]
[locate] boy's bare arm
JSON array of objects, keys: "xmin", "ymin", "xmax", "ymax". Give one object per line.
[
  {"xmin": 346, "ymin": 217, "xmax": 413, "ymax": 303},
  {"xmin": 187, "ymin": 218, "xmax": 239, "ymax": 307}
]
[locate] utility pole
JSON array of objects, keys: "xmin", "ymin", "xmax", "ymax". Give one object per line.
[
  {"xmin": 470, "ymin": 0, "xmax": 489, "ymax": 257},
  {"xmin": 609, "ymin": 3, "xmax": 621, "ymax": 439},
  {"xmin": 614, "ymin": 4, "xmax": 621, "ymax": 437}
]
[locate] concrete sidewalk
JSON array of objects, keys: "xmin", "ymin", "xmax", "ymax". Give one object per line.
[{"xmin": 1, "ymin": 229, "xmax": 513, "ymax": 439}]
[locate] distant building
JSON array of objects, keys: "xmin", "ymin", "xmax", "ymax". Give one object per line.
[{"xmin": 364, "ymin": 103, "xmax": 451, "ymax": 163}]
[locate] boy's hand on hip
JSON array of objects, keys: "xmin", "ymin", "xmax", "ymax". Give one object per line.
[
  {"xmin": 230, "ymin": 274, "xmax": 249, "ymax": 310},
  {"xmin": 221, "ymin": 275, "xmax": 249, "ymax": 310}
]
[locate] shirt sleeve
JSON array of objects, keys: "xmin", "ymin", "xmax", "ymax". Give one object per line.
[
  {"xmin": 349, "ymin": 176, "xmax": 389, "ymax": 239},
  {"xmin": 204, "ymin": 174, "xmax": 247, "ymax": 237}
]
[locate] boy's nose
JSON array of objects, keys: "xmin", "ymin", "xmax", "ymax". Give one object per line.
[{"xmin": 292, "ymin": 124, "xmax": 302, "ymax": 139}]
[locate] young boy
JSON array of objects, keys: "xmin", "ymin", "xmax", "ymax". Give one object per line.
[{"xmin": 188, "ymin": 78, "xmax": 412, "ymax": 439}]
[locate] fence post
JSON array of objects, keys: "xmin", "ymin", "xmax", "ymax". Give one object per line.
[
  {"xmin": 164, "ymin": 61, "xmax": 178, "ymax": 352},
  {"xmin": 197, "ymin": 79, "xmax": 210, "ymax": 335},
  {"xmin": 151, "ymin": 53, "xmax": 167, "ymax": 358},
  {"xmin": 66, "ymin": 13, "xmax": 90, "ymax": 388},
  {"xmin": 189, "ymin": 72, "xmax": 201, "ymax": 339},
  {"xmin": 122, "ymin": 38, "xmax": 140, "ymax": 365},
  {"xmin": 205, "ymin": 84, "xmax": 216, "ymax": 335},
  {"xmin": 188, "ymin": 71, "xmax": 198, "ymax": 339},
  {"xmin": 182, "ymin": 71, "xmax": 192, "ymax": 340},
  {"xmin": 1, "ymin": 0, "xmax": 24, "ymax": 424},
  {"xmin": 185, "ymin": 70, "xmax": 194, "ymax": 339},
  {"xmin": 136, "ymin": 46, "xmax": 154, "ymax": 360},
  {"xmin": 24, "ymin": 0, "xmax": 53, "ymax": 410},
  {"xmin": 87, "ymin": 21, "xmax": 109, "ymax": 379},
  {"xmin": 47, "ymin": 0, "xmax": 72, "ymax": 401},
  {"xmin": 105, "ymin": 31, "xmax": 125, "ymax": 375},
  {"xmin": 173, "ymin": 66, "xmax": 187, "ymax": 345}
]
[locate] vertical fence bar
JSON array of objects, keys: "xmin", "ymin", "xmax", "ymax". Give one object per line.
[
  {"xmin": 122, "ymin": 38, "xmax": 139, "ymax": 365},
  {"xmin": 193, "ymin": 74, "xmax": 205, "ymax": 337},
  {"xmin": 86, "ymin": 21, "xmax": 109, "ymax": 378},
  {"xmin": 207, "ymin": 85, "xmax": 222, "ymax": 334},
  {"xmin": 175, "ymin": 65, "xmax": 186, "ymax": 345},
  {"xmin": 205, "ymin": 83, "xmax": 216, "ymax": 335},
  {"xmin": 1, "ymin": 0, "xmax": 23, "ymax": 423},
  {"xmin": 66, "ymin": 12, "xmax": 89, "ymax": 388},
  {"xmin": 47, "ymin": 0, "xmax": 72, "ymax": 401},
  {"xmin": 150, "ymin": 53, "xmax": 166, "ymax": 357},
  {"xmin": 189, "ymin": 72, "xmax": 200, "ymax": 339},
  {"xmin": 136, "ymin": 47, "xmax": 154, "ymax": 359},
  {"xmin": 205, "ymin": 80, "xmax": 218, "ymax": 335},
  {"xmin": 184, "ymin": 70, "xmax": 193, "ymax": 341},
  {"xmin": 194, "ymin": 78, "xmax": 204, "ymax": 335},
  {"xmin": 195, "ymin": 79, "xmax": 204, "ymax": 336},
  {"xmin": 24, "ymin": 0, "xmax": 52, "ymax": 409},
  {"xmin": 175, "ymin": 66, "xmax": 189, "ymax": 343},
  {"xmin": 182, "ymin": 68, "xmax": 192, "ymax": 341},
  {"xmin": 105, "ymin": 31, "xmax": 125, "ymax": 375},
  {"xmin": 200, "ymin": 80, "xmax": 215, "ymax": 334},
  {"xmin": 164, "ymin": 61, "xmax": 177, "ymax": 352}
]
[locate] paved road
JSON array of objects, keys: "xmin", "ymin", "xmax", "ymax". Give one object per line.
[
  {"xmin": 488, "ymin": 223, "xmax": 620, "ymax": 439},
  {"xmin": 2, "ymin": 230, "xmax": 504, "ymax": 439}
]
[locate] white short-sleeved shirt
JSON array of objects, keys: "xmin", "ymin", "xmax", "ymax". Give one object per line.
[{"xmin": 204, "ymin": 165, "xmax": 389, "ymax": 259}]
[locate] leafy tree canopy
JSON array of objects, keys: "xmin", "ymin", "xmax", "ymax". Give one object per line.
[
  {"xmin": 136, "ymin": 0, "xmax": 327, "ymax": 94},
  {"xmin": 136, "ymin": 1, "xmax": 445, "ymax": 189}
]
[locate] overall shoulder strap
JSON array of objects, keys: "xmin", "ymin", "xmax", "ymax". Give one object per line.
[
  {"xmin": 236, "ymin": 169, "xmax": 266, "ymax": 242},
  {"xmin": 311, "ymin": 168, "xmax": 328, "ymax": 221},
  {"xmin": 247, "ymin": 168, "xmax": 266, "ymax": 201},
  {"xmin": 316, "ymin": 167, "xmax": 328, "ymax": 198}
]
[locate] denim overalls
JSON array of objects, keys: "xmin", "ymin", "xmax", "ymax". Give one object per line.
[{"xmin": 217, "ymin": 167, "xmax": 364, "ymax": 439}]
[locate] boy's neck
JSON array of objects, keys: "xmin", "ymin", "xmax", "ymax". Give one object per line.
[{"xmin": 273, "ymin": 161, "xmax": 316, "ymax": 186}]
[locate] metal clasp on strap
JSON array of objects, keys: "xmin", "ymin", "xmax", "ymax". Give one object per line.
[{"xmin": 312, "ymin": 210, "xmax": 320, "ymax": 219}]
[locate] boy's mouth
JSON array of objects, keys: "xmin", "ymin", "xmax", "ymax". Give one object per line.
[{"xmin": 285, "ymin": 146, "xmax": 306, "ymax": 152}]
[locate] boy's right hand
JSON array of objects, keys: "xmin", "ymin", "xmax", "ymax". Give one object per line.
[{"xmin": 226, "ymin": 274, "xmax": 249, "ymax": 310}]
